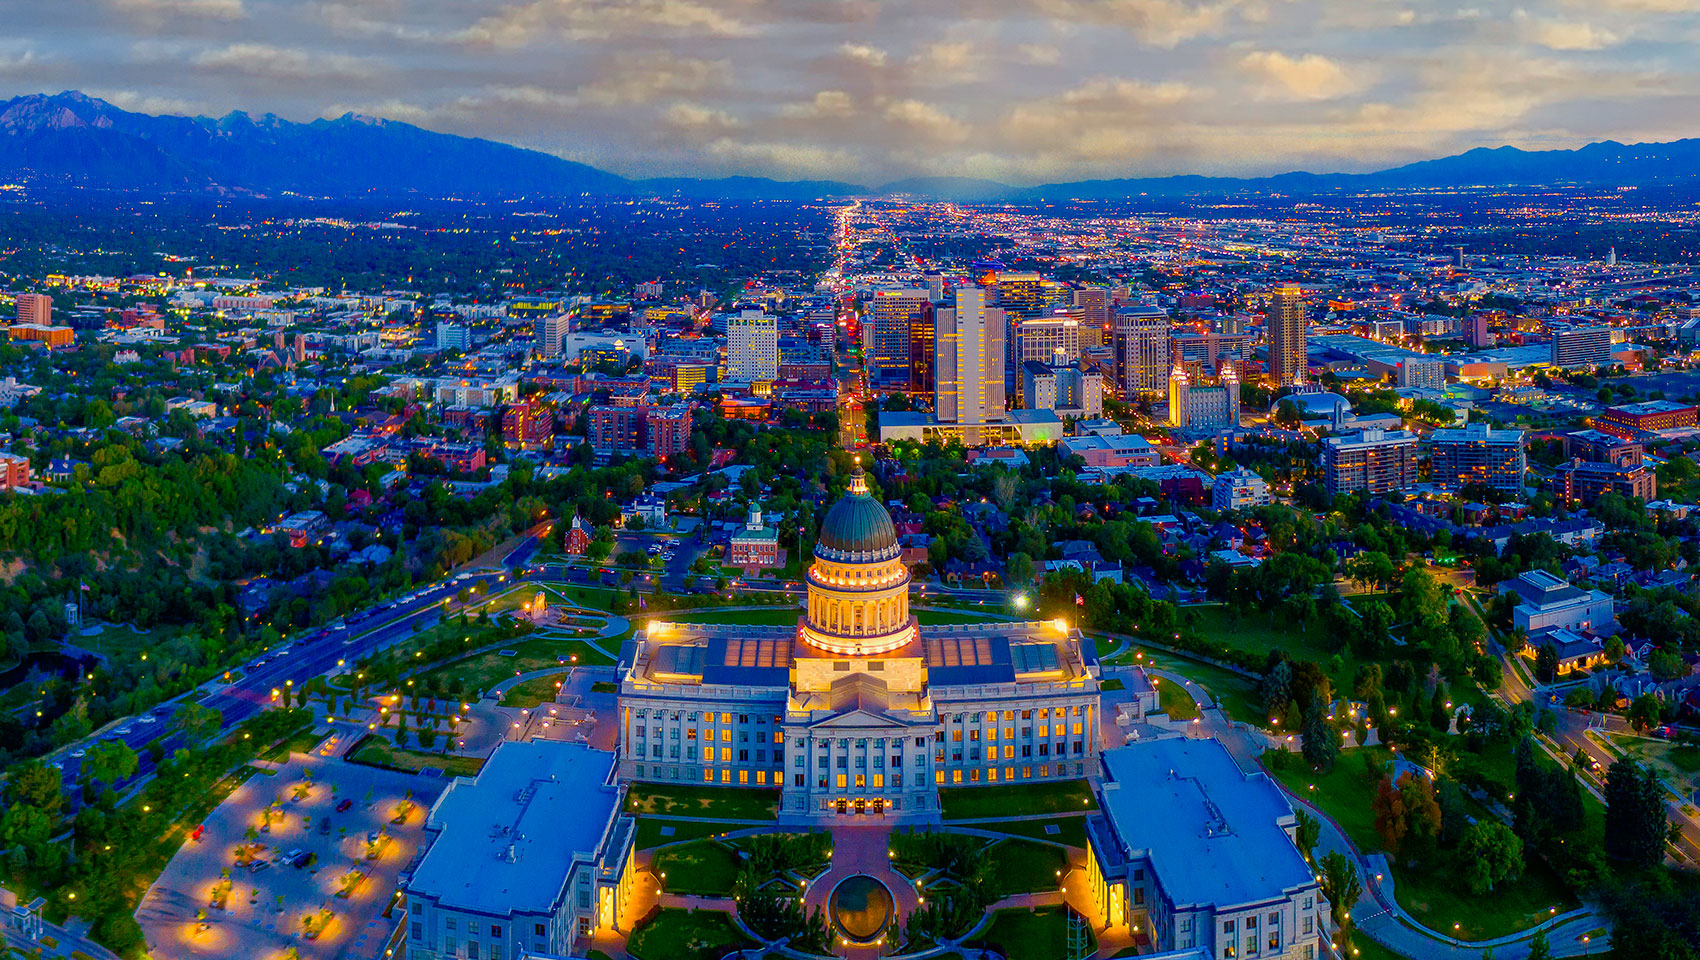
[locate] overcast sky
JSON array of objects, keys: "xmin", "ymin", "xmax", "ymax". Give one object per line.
[{"xmin": 7, "ymin": 0, "xmax": 1700, "ymax": 184}]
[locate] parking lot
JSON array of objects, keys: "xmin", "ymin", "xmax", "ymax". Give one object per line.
[{"xmin": 137, "ymin": 753, "xmax": 444, "ymax": 960}]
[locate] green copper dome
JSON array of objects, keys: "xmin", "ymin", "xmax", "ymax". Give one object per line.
[{"xmin": 815, "ymin": 466, "xmax": 900, "ymax": 562}]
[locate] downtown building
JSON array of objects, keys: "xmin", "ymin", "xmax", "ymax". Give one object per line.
[
  {"xmin": 1549, "ymin": 325, "xmax": 1612, "ymax": 368},
  {"xmin": 617, "ymin": 465, "xmax": 1103, "ymax": 819},
  {"xmin": 1429, "ymin": 423, "xmax": 1527, "ymax": 493},
  {"xmin": 725, "ymin": 310, "xmax": 779, "ymax": 382},
  {"xmin": 1320, "ymin": 428, "xmax": 1419, "ymax": 496},
  {"xmin": 1112, "ymin": 305, "xmax": 1170, "ymax": 400},
  {"xmin": 869, "ymin": 288, "xmax": 933, "ymax": 392},
  {"xmin": 1167, "ymin": 358, "xmax": 1239, "ymax": 433},
  {"xmin": 1266, "ymin": 284, "xmax": 1307, "ymax": 386}
]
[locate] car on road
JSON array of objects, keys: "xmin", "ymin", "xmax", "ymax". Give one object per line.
[
  {"xmin": 319, "ymin": 818, "xmax": 333, "ymax": 836},
  {"xmin": 336, "ymin": 799, "xmax": 353, "ymax": 813},
  {"xmin": 113, "ymin": 726, "xmax": 132, "ymax": 736},
  {"xmin": 283, "ymin": 848, "xmax": 309, "ymax": 867},
  {"xmin": 138, "ymin": 715, "xmax": 158, "ymax": 725},
  {"xmin": 70, "ymin": 749, "xmax": 85, "ymax": 759}
]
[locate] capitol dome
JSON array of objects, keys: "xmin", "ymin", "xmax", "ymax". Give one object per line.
[{"xmin": 815, "ymin": 467, "xmax": 899, "ymax": 563}]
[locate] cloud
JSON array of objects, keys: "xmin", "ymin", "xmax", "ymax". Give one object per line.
[
  {"xmin": 1238, "ymin": 51, "xmax": 1362, "ymax": 100},
  {"xmin": 882, "ymin": 99, "xmax": 970, "ymax": 141},
  {"xmin": 1015, "ymin": 43, "xmax": 1062, "ymax": 66},
  {"xmin": 909, "ymin": 42, "xmax": 978, "ymax": 83},
  {"xmin": 578, "ymin": 56, "xmax": 730, "ymax": 106},
  {"xmin": 1030, "ymin": 0, "xmax": 1250, "ymax": 47},
  {"xmin": 665, "ymin": 102, "xmax": 742, "ymax": 132},
  {"xmin": 1518, "ymin": 15, "xmax": 1621, "ymax": 49},
  {"xmin": 460, "ymin": 0, "xmax": 754, "ymax": 46},
  {"xmin": 781, "ymin": 90, "xmax": 856, "ymax": 120},
  {"xmin": 838, "ymin": 43, "xmax": 887, "ymax": 67},
  {"xmin": 105, "ymin": 0, "xmax": 244, "ymax": 18},
  {"xmin": 190, "ymin": 44, "xmax": 381, "ymax": 81}
]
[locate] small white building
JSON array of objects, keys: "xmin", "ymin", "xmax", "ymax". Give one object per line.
[
  {"xmin": 1499, "ymin": 570, "xmax": 1615, "ymax": 635},
  {"xmin": 1212, "ymin": 468, "xmax": 1271, "ymax": 512}
]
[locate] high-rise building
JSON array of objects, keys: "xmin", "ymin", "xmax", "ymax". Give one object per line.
[
  {"xmin": 434, "ymin": 321, "xmax": 470, "ymax": 352},
  {"xmin": 1550, "ymin": 325, "xmax": 1612, "ymax": 368},
  {"xmin": 1212, "ymin": 467, "xmax": 1271, "ymax": 512},
  {"xmin": 1075, "ymin": 287, "xmax": 1110, "ymax": 349},
  {"xmin": 1452, "ymin": 246, "xmax": 1466, "ymax": 269},
  {"xmin": 535, "ymin": 314, "xmax": 570, "ymax": 358},
  {"xmin": 14, "ymin": 293, "xmax": 50, "ymax": 326},
  {"xmin": 1320, "ymin": 428, "xmax": 1419, "ymax": 496},
  {"xmin": 869, "ymin": 289, "xmax": 931, "ymax": 389},
  {"xmin": 1396, "ymin": 358, "xmax": 1446, "ymax": 390},
  {"xmin": 726, "ymin": 310, "xmax": 779, "ymax": 382},
  {"xmin": 908, "ymin": 308, "xmax": 936, "ymax": 397},
  {"xmin": 1017, "ymin": 316, "xmax": 1080, "ymax": 366},
  {"xmin": 501, "ymin": 403, "xmax": 554, "ymax": 450},
  {"xmin": 1022, "ymin": 360, "xmax": 1102, "ymax": 419},
  {"xmin": 1464, "ymin": 314, "xmax": 1494, "ymax": 349},
  {"xmin": 647, "ymin": 404, "xmax": 693, "ymax": 461},
  {"xmin": 1113, "ymin": 306, "xmax": 1170, "ymax": 399},
  {"xmin": 934, "ymin": 286, "xmax": 1006, "ymax": 445},
  {"xmin": 996, "ymin": 273, "xmax": 1045, "ymax": 321},
  {"xmin": 1430, "ymin": 423, "xmax": 1527, "ymax": 493},
  {"xmin": 1267, "ymin": 283, "xmax": 1307, "ymax": 386}
]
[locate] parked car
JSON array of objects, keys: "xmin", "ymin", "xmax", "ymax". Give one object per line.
[
  {"xmin": 284, "ymin": 848, "xmax": 309, "ymax": 868},
  {"xmin": 336, "ymin": 799, "xmax": 353, "ymax": 813},
  {"xmin": 247, "ymin": 860, "xmax": 270, "ymax": 874}
]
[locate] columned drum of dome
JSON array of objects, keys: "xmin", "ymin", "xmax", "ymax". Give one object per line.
[{"xmin": 800, "ymin": 464, "xmax": 917, "ymax": 656}]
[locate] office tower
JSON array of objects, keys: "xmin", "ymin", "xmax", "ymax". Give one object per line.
[
  {"xmin": 997, "ymin": 273, "xmax": 1045, "ymax": 320},
  {"xmin": 1023, "ymin": 361, "xmax": 1102, "ymax": 418},
  {"xmin": 934, "ymin": 286, "xmax": 1006, "ymax": 445},
  {"xmin": 1607, "ymin": 247, "xmax": 1617, "ymax": 267},
  {"xmin": 1267, "ymin": 283, "xmax": 1306, "ymax": 386},
  {"xmin": 869, "ymin": 289, "xmax": 931, "ymax": 389},
  {"xmin": 1017, "ymin": 316, "xmax": 1081, "ymax": 365},
  {"xmin": 1218, "ymin": 313, "xmax": 1248, "ymax": 336},
  {"xmin": 14, "ymin": 293, "xmax": 50, "ymax": 326},
  {"xmin": 1550, "ymin": 325, "xmax": 1611, "ymax": 368},
  {"xmin": 1430, "ymin": 423, "xmax": 1527, "ymax": 493},
  {"xmin": 535, "ymin": 314, "xmax": 570, "ymax": 358},
  {"xmin": 1452, "ymin": 246, "xmax": 1465, "ymax": 269},
  {"xmin": 1321, "ymin": 429, "xmax": 1420, "ymax": 496},
  {"xmin": 1464, "ymin": 314, "xmax": 1494, "ymax": 349},
  {"xmin": 727, "ymin": 310, "xmax": 779, "ymax": 382},
  {"xmin": 434, "ymin": 321, "xmax": 470, "ymax": 351},
  {"xmin": 1075, "ymin": 287, "xmax": 1109, "ymax": 328},
  {"xmin": 1168, "ymin": 358, "xmax": 1238, "ymax": 431},
  {"xmin": 908, "ymin": 308, "xmax": 936, "ymax": 396},
  {"xmin": 924, "ymin": 272, "xmax": 946, "ymax": 303},
  {"xmin": 1113, "ymin": 306, "xmax": 1170, "ymax": 399},
  {"xmin": 1396, "ymin": 358, "xmax": 1446, "ymax": 390}
]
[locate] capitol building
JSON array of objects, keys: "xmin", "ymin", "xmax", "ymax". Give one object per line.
[{"xmin": 617, "ymin": 464, "xmax": 1104, "ymax": 819}]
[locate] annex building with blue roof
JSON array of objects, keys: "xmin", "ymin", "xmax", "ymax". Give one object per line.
[
  {"xmin": 618, "ymin": 464, "xmax": 1106, "ymax": 819},
  {"xmin": 1084, "ymin": 737, "xmax": 1326, "ymax": 960}
]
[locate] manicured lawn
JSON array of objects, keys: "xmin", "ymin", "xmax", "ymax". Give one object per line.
[
  {"xmin": 634, "ymin": 818, "xmax": 741, "ymax": 849},
  {"xmin": 968, "ymin": 906, "xmax": 1094, "ymax": 960},
  {"xmin": 940, "ymin": 779, "xmax": 1097, "ymax": 820},
  {"xmin": 347, "ymin": 737, "xmax": 486, "ymax": 779},
  {"xmin": 1155, "ymin": 658, "xmax": 1265, "ymax": 726},
  {"xmin": 260, "ymin": 728, "xmax": 327, "ymax": 762},
  {"xmin": 1191, "ymin": 603, "xmax": 1338, "ymax": 663},
  {"xmin": 499, "ymin": 673, "xmax": 566, "ymax": 708},
  {"xmin": 626, "ymin": 907, "xmax": 752, "ymax": 960},
  {"xmin": 1153, "ymin": 676, "xmax": 1200, "ymax": 721},
  {"xmin": 415, "ymin": 635, "xmax": 612, "ymax": 697},
  {"xmin": 626, "ymin": 782, "xmax": 780, "ymax": 820},
  {"xmin": 650, "ymin": 841, "xmax": 742, "ymax": 896},
  {"xmin": 958, "ymin": 817, "xmax": 1088, "ymax": 849},
  {"xmin": 986, "ymin": 839, "xmax": 1071, "ymax": 896},
  {"xmin": 913, "ymin": 609, "xmax": 1009, "ymax": 625},
  {"xmin": 1266, "ymin": 747, "xmax": 1391, "ymax": 852},
  {"xmin": 1349, "ymin": 935, "xmax": 1412, "ymax": 960},
  {"xmin": 652, "ymin": 608, "xmax": 801, "ymax": 627}
]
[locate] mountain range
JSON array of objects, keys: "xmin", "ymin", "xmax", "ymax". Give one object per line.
[{"xmin": 6, "ymin": 90, "xmax": 1700, "ymax": 201}]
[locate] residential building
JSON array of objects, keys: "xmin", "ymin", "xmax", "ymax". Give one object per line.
[
  {"xmin": 587, "ymin": 405, "xmax": 647, "ymax": 460},
  {"xmin": 1112, "ymin": 306, "xmax": 1169, "ymax": 399},
  {"xmin": 1084, "ymin": 737, "xmax": 1325, "ymax": 960},
  {"xmin": 7, "ymin": 323, "xmax": 73, "ymax": 348},
  {"xmin": 1550, "ymin": 325, "xmax": 1612, "ymax": 368},
  {"xmin": 1320, "ymin": 428, "xmax": 1419, "ymax": 496},
  {"xmin": 402, "ymin": 741, "xmax": 636, "ymax": 960},
  {"xmin": 934, "ymin": 287, "xmax": 1007, "ymax": 446},
  {"xmin": 1465, "ymin": 314, "xmax": 1494, "ymax": 349},
  {"xmin": 617, "ymin": 465, "xmax": 1101, "ymax": 818},
  {"xmin": 647, "ymin": 404, "xmax": 693, "ymax": 461},
  {"xmin": 1396, "ymin": 358, "xmax": 1446, "ymax": 390},
  {"xmin": 13, "ymin": 293, "xmax": 50, "ymax": 325},
  {"xmin": 1212, "ymin": 468, "xmax": 1271, "ymax": 512},
  {"xmin": 435, "ymin": 322, "xmax": 470, "ymax": 352},
  {"xmin": 1565, "ymin": 429, "xmax": 1642, "ymax": 467},
  {"xmin": 535, "ymin": 314, "xmax": 570, "ymax": 358},
  {"xmin": 0, "ymin": 452, "xmax": 29, "ymax": 488},
  {"xmin": 1266, "ymin": 284, "xmax": 1307, "ymax": 386},
  {"xmin": 728, "ymin": 501, "xmax": 781, "ymax": 571},
  {"xmin": 502, "ymin": 403, "xmax": 554, "ymax": 450},
  {"xmin": 726, "ymin": 310, "xmax": 779, "ymax": 382},
  {"xmin": 1430, "ymin": 423, "xmax": 1527, "ymax": 493},
  {"xmin": 1167, "ymin": 359, "xmax": 1239, "ymax": 433},
  {"xmin": 1553, "ymin": 458, "xmax": 1655, "ymax": 505},
  {"xmin": 1498, "ymin": 570, "xmax": 1615, "ymax": 635}
]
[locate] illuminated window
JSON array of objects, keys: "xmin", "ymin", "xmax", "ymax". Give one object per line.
[
  {"xmin": 720, "ymin": 768, "xmax": 730, "ymax": 783},
  {"xmin": 702, "ymin": 769, "xmax": 713, "ymax": 782},
  {"xmin": 952, "ymin": 770, "xmax": 963, "ymax": 784},
  {"xmin": 738, "ymin": 770, "xmax": 749, "ymax": 784},
  {"xmin": 837, "ymin": 774, "xmax": 847, "ymax": 789}
]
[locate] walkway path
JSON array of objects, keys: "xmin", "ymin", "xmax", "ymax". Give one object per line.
[{"xmin": 803, "ymin": 824, "xmax": 918, "ymax": 959}]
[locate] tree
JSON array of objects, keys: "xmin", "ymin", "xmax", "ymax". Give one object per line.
[
  {"xmin": 1459, "ymin": 820, "xmax": 1524, "ymax": 893},
  {"xmin": 83, "ymin": 740, "xmax": 140, "ymax": 792},
  {"xmin": 174, "ymin": 702, "xmax": 223, "ymax": 743},
  {"xmin": 1649, "ymin": 648, "xmax": 1689, "ymax": 682},
  {"xmin": 1261, "ymin": 660, "xmax": 1293, "ymax": 721},
  {"xmin": 1318, "ymin": 849, "xmax": 1361, "ymax": 930},
  {"xmin": 1301, "ymin": 691, "xmax": 1338, "ymax": 771},
  {"xmin": 1533, "ymin": 641, "xmax": 1559, "ymax": 683},
  {"xmin": 1525, "ymin": 929, "xmax": 1551, "ymax": 960},
  {"xmin": 1295, "ymin": 810, "xmax": 1321, "ymax": 864},
  {"xmin": 1627, "ymin": 693, "xmax": 1662, "ymax": 732},
  {"xmin": 1605, "ymin": 758, "xmax": 1668, "ymax": 869},
  {"xmin": 1372, "ymin": 776, "xmax": 1409, "ymax": 853}
]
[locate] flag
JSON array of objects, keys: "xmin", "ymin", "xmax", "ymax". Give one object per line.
[
  {"xmin": 1075, "ymin": 593, "xmax": 1085, "ymax": 606},
  {"xmin": 80, "ymin": 582, "xmax": 89, "ymax": 592}
]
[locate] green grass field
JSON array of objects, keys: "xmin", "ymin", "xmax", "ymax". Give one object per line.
[
  {"xmin": 415, "ymin": 635, "xmax": 612, "ymax": 697},
  {"xmin": 626, "ymin": 908, "xmax": 752, "ymax": 960},
  {"xmin": 499, "ymin": 673, "xmax": 566, "ymax": 709},
  {"xmin": 259, "ymin": 729, "xmax": 326, "ymax": 763},
  {"xmin": 649, "ymin": 840, "xmax": 742, "ymax": 896},
  {"xmin": 347, "ymin": 737, "xmax": 485, "ymax": 779},
  {"xmin": 626, "ymin": 782, "xmax": 780, "ymax": 820},
  {"xmin": 1153, "ymin": 658, "xmax": 1265, "ymax": 725},
  {"xmin": 986, "ymin": 839, "xmax": 1071, "ymax": 896},
  {"xmin": 1153, "ymin": 676, "xmax": 1200, "ymax": 721},
  {"xmin": 634, "ymin": 818, "xmax": 741, "ymax": 849},
  {"xmin": 956, "ymin": 817, "xmax": 1089, "ymax": 848},
  {"xmin": 940, "ymin": 779, "xmax": 1097, "ymax": 820},
  {"xmin": 968, "ymin": 906, "xmax": 1094, "ymax": 960}
]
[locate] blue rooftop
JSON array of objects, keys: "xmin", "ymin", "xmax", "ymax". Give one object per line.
[{"xmin": 1098, "ymin": 738, "xmax": 1314, "ymax": 910}]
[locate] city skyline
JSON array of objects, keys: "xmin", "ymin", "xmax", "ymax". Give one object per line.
[{"xmin": 10, "ymin": 0, "xmax": 1700, "ymax": 184}]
